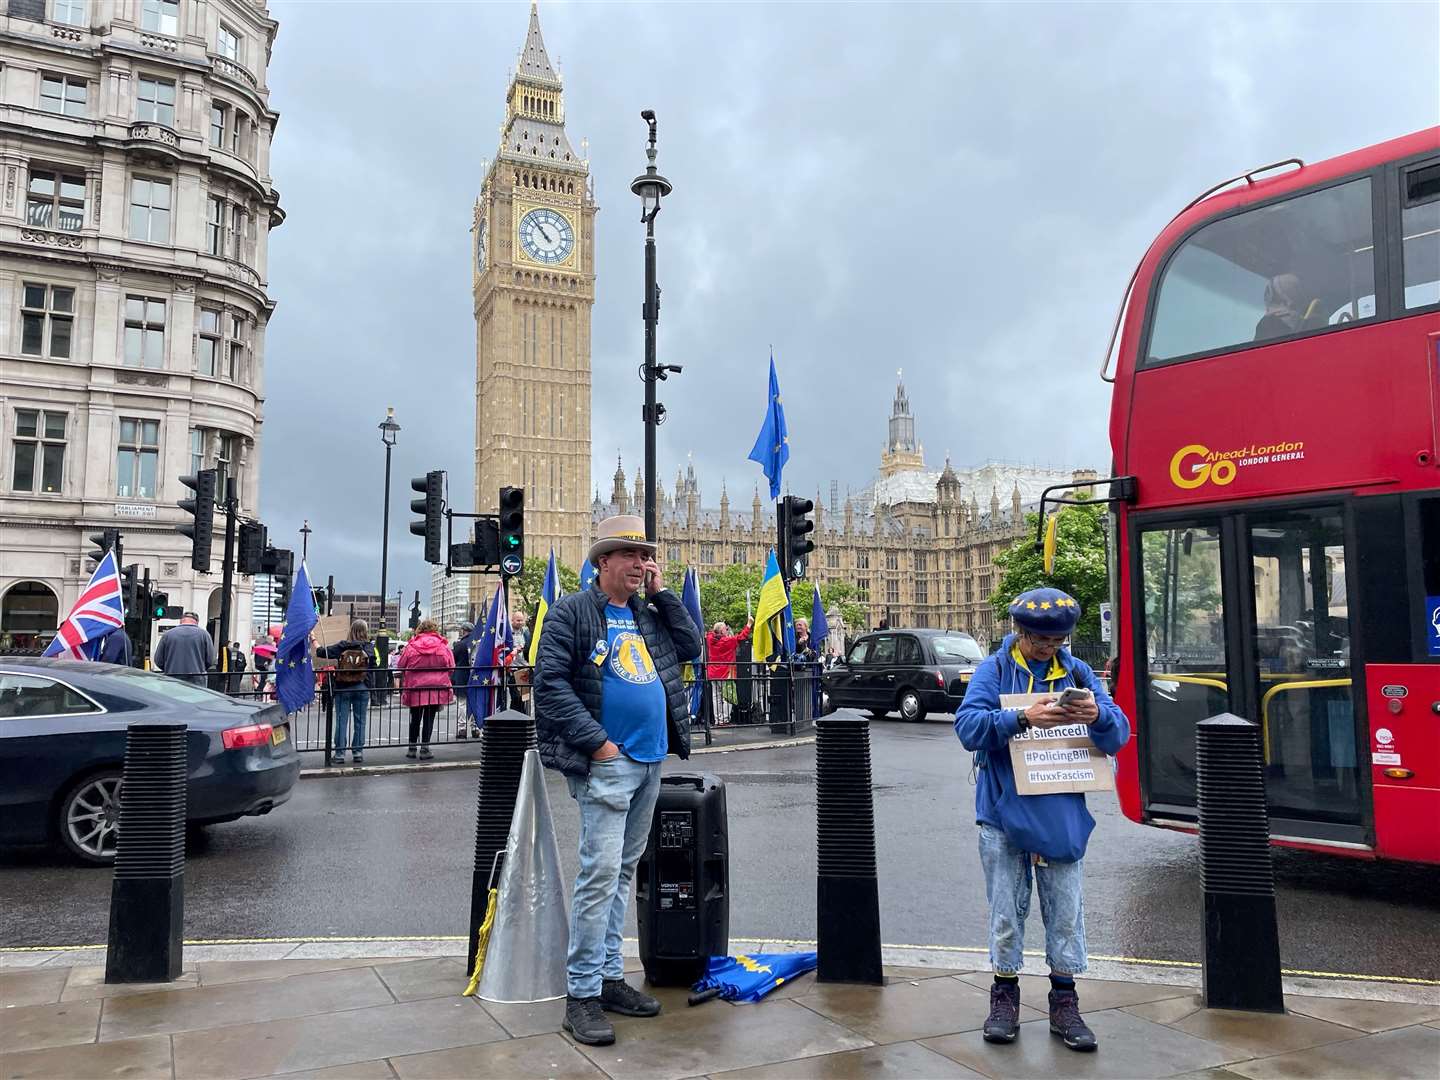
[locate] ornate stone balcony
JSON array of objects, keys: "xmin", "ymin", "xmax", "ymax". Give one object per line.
[
  {"xmin": 125, "ymin": 121, "xmax": 182, "ymax": 164},
  {"xmin": 19, "ymin": 227, "xmax": 83, "ymax": 250},
  {"xmin": 210, "ymin": 55, "xmax": 258, "ymax": 90}
]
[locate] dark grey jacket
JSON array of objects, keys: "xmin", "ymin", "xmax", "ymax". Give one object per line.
[{"xmin": 535, "ymin": 584, "xmax": 704, "ymax": 777}]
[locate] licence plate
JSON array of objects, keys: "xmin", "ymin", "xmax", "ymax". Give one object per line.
[{"xmin": 271, "ymin": 725, "xmax": 288, "ymax": 746}]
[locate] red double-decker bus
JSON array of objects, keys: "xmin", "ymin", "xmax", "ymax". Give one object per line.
[{"xmin": 1103, "ymin": 127, "xmax": 1440, "ymax": 863}]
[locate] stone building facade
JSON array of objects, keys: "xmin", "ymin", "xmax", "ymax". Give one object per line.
[
  {"xmin": 471, "ymin": 2, "xmax": 595, "ymax": 609},
  {"xmin": 593, "ymin": 377, "xmax": 1094, "ymax": 645},
  {"xmin": 0, "ymin": 0, "xmax": 282, "ymax": 651}
]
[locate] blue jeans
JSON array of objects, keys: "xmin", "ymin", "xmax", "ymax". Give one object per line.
[
  {"xmin": 978, "ymin": 823, "xmax": 1087, "ymax": 976},
  {"xmin": 333, "ymin": 688, "xmax": 369, "ymax": 756},
  {"xmin": 564, "ymin": 755, "xmax": 663, "ymax": 998}
]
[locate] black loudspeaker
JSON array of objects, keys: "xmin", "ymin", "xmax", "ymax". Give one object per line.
[{"xmin": 636, "ymin": 773, "xmax": 729, "ymax": 985}]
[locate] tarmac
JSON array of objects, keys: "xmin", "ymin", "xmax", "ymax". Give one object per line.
[{"xmin": 4, "ymin": 938, "xmax": 1437, "ymax": 1079}]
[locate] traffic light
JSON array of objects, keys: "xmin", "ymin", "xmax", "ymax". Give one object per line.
[
  {"xmin": 475, "ymin": 517, "xmax": 501, "ymax": 567},
  {"xmin": 498, "ymin": 486, "xmax": 525, "ymax": 566},
  {"xmin": 120, "ymin": 563, "xmax": 139, "ymax": 613},
  {"xmin": 177, "ymin": 469, "xmax": 217, "ymax": 572},
  {"xmin": 409, "ymin": 470, "xmax": 444, "ymax": 564},
  {"xmin": 237, "ymin": 521, "xmax": 267, "ymax": 575},
  {"xmin": 311, "ymin": 586, "xmax": 327, "ymax": 612},
  {"xmin": 274, "ymin": 570, "xmax": 292, "ymax": 613},
  {"xmin": 87, "ymin": 528, "xmax": 121, "ymax": 569},
  {"xmin": 782, "ymin": 495, "xmax": 816, "ymax": 580},
  {"xmin": 408, "ymin": 592, "xmax": 421, "ymax": 630},
  {"xmin": 150, "ymin": 591, "xmax": 174, "ymax": 619},
  {"xmin": 269, "ymin": 548, "xmax": 295, "ymax": 614}
]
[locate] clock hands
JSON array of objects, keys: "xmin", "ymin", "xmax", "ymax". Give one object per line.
[{"xmin": 534, "ymin": 219, "xmax": 553, "ymax": 244}]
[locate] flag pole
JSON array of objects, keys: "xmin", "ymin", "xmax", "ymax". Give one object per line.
[{"xmin": 746, "ymin": 589, "xmax": 752, "ymax": 621}]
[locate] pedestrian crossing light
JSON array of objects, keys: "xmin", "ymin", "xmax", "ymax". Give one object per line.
[
  {"xmin": 151, "ymin": 591, "xmax": 171, "ymax": 619},
  {"xmin": 410, "ymin": 470, "xmax": 444, "ymax": 565},
  {"xmin": 87, "ymin": 528, "xmax": 121, "ymax": 570},
  {"xmin": 498, "ymin": 486, "xmax": 525, "ymax": 561},
  {"xmin": 783, "ymin": 495, "xmax": 816, "ymax": 580},
  {"xmin": 176, "ymin": 469, "xmax": 217, "ymax": 572}
]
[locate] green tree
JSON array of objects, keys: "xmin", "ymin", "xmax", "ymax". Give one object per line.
[
  {"xmin": 790, "ymin": 579, "xmax": 868, "ymax": 633},
  {"xmin": 694, "ymin": 562, "xmax": 765, "ymax": 630},
  {"xmin": 511, "ymin": 555, "xmax": 581, "ymax": 620},
  {"xmin": 990, "ymin": 502, "xmax": 1108, "ymax": 640}
]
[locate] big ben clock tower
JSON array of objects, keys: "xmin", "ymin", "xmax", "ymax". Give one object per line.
[{"xmin": 473, "ymin": 3, "xmax": 596, "ymax": 584}]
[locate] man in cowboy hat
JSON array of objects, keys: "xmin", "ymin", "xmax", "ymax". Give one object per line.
[
  {"xmin": 955, "ymin": 587, "xmax": 1130, "ymax": 1053},
  {"xmin": 534, "ymin": 515, "xmax": 704, "ymax": 1047}
]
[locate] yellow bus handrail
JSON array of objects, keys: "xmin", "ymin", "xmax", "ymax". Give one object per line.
[{"xmin": 1259, "ymin": 678, "xmax": 1353, "ymax": 764}]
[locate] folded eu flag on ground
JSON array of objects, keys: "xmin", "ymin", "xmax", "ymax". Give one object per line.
[{"xmin": 691, "ymin": 952, "xmax": 818, "ymax": 1003}]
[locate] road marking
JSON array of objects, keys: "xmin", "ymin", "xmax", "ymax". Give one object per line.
[{"xmin": 3, "ymin": 934, "xmax": 1435, "ymax": 986}]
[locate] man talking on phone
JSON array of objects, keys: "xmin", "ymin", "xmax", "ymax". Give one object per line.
[
  {"xmin": 955, "ymin": 587, "xmax": 1130, "ymax": 1052},
  {"xmin": 535, "ymin": 515, "xmax": 704, "ymax": 1047}
]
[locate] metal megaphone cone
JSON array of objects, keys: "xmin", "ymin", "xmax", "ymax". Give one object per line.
[{"xmin": 477, "ymin": 748, "xmax": 570, "ymax": 1003}]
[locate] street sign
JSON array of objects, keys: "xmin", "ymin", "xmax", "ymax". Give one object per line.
[
  {"xmin": 501, "ymin": 553, "xmax": 522, "ymax": 577},
  {"xmin": 1099, "ymin": 602, "xmax": 1113, "ymax": 643}
]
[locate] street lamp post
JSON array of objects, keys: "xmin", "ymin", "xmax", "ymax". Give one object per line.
[
  {"xmin": 378, "ymin": 407, "xmax": 401, "ymax": 632},
  {"xmin": 631, "ymin": 109, "xmax": 676, "ymax": 542},
  {"xmin": 300, "ymin": 519, "xmax": 312, "ymax": 561}
]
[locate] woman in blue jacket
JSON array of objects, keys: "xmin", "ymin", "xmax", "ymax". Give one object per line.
[{"xmin": 955, "ymin": 587, "xmax": 1130, "ymax": 1052}]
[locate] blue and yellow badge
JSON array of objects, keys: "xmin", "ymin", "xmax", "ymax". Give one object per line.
[
  {"xmin": 588, "ymin": 638, "xmax": 609, "ymax": 666},
  {"xmin": 609, "ymin": 631, "xmax": 657, "ymax": 685}
]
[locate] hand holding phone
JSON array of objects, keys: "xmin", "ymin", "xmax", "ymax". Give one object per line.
[{"xmin": 1057, "ymin": 687, "xmax": 1093, "ymax": 708}]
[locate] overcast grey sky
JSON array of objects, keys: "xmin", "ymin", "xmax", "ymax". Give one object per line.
[{"xmin": 260, "ymin": 0, "xmax": 1439, "ymax": 608}]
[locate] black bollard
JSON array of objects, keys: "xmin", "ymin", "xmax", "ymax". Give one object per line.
[
  {"xmin": 1196, "ymin": 713, "xmax": 1284, "ymax": 1012},
  {"xmin": 105, "ymin": 722, "xmax": 187, "ymax": 984},
  {"xmin": 815, "ymin": 715, "xmax": 884, "ymax": 984},
  {"xmin": 468, "ymin": 709, "xmax": 537, "ymax": 973}
]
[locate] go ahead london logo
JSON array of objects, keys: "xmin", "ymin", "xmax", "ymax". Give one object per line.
[{"xmin": 1168, "ymin": 439, "xmax": 1307, "ymax": 489}]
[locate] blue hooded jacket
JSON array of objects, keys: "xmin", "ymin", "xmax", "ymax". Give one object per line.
[{"xmin": 954, "ymin": 633, "xmax": 1130, "ymax": 861}]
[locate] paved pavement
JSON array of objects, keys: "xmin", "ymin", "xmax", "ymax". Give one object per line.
[
  {"xmin": 3, "ymin": 944, "xmax": 1437, "ymax": 1079},
  {"xmin": 3, "ymin": 713, "xmax": 1439, "ymax": 985}
]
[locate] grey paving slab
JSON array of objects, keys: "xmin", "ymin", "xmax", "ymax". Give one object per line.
[
  {"xmin": 194, "ymin": 957, "xmax": 382, "ymax": 986},
  {"xmin": 0, "ymin": 952, "xmax": 60, "ymax": 969},
  {"xmin": 61, "ymin": 963, "xmax": 199, "ymax": 1001},
  {"xmin": 269, "ymin": 1062, "xmax": 398, "ymax": 1080},
  {"xmin": 1165, "ymin": 1006, "xmax": 1365, "ymax": 1059},
  {"xmin": 0, "ymin": 997, "xmax": 100, "ymax": 1053},
  {"xmin": 922, "ymin": 1008, "xmax": 1244, "ymax": 1079},
  {"xmin": 0, "ymin": 966, "xmax": 68, "ymax": 1007},
  {"xmin": 1224, "ymin": 1023, "xmax": 1440, "ymax": 1079},
  {"xmin": 791, "ymin": 977, "xmax": 1044, "ymax": 1044},
  {"xmin": 477, "ymin": 996, "xmax": 567, "ymax": 1038},
  {"xmin": 1283, "ymin": 994, "xmax": 1440, "ymax": 1033},
  {"xmin": 99, "ymin": 966, "xmax": 393, "ymax": 1041},
  {"xmin": 171, "ymin": 997, "xmax": 507, "ymax": 1079},
  {"xmin": 574, "ymin": 999, "xmax": 872, "ymax": 1080},
  {"xmin": 708, "ymin": 1039, "xmax": 987, "ymax": 1079},
  {"xmin": 0, "ymin": 1032, "xmax": 173, "ymax": 1080},
  {"xmin": 372, "ymin": 956, "xmax": 469, "ymax": 1003},
  {"xmin": 391, "ymin": 1032, "xmax": 607, "ymax": 1079}
]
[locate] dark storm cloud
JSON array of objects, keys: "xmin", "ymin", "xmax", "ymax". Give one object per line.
[{"xmin": 261, "ymin": 0, "xmax": 1439, "ymax": 604}]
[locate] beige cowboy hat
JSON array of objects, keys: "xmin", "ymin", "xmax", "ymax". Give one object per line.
[{"xmin": 587, "ymin": 514, "xmax": 657, "ymax": 566}]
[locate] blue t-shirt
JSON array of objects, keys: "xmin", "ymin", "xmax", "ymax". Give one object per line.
[{"xmin": 596, "ymin": 603, "xmax": 668, "ymax": 762}]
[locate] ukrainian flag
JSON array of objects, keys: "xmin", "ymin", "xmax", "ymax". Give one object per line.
[
  {"xmin": 527, "ymin": 549, "xmax": 562, "ymax": 666},
  {"xmin": 752, "ymin": 550, "xmax": 791, "ymax": 663}
]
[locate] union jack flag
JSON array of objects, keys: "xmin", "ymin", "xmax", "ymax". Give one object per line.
[{"xmin": 43, "ymin": 550, "xmax": 126, "ymax": 660}]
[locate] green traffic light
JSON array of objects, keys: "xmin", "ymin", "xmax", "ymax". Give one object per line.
[{"xmin": 505, "ymin": 536, "xmax": 520, "ymax": 548}]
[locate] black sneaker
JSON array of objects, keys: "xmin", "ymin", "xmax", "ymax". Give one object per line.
[
  {"xmin": 405, "ymin": 747, "xmax": 417, "ymax": 759},
  {"xmin": 601, "ymin": 977, "xmax": 661, "ymax": 1017},
  {"xmin": 352, "ymin": 755, "xmax": 364, "ymax": 765},
  {"xmin": 563, "ymin": 995, "xmax": 615, "ymax": 1045},
  {"xmin": 1049, "ymin": 988, "xmax": 1098, "ymax": 1051},
  {"xmin": 982, "ymin": 981, "xmax": 1021, "ymax": 1043},
  {"xmin": 418, "ymin": 746, "xmax": 433, "ymax": 760}
]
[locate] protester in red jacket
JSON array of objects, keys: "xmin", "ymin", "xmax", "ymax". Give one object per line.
[
  {"xmin": 705, "ymin": 619, "xmax": 752, "ymax": 681},
  {"xmin": 396, "ymin": 621, "xmax": 454, "ymax": 760}
]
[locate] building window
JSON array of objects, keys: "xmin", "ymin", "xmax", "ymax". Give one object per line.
[
  {"xmin": 26, "ymin": 169, "xmax": 85, "ymax": 232},
  {"xmin": 732, "ymin": 546, "xmax": 746, "ymax": 564},
  {"xmin": 209, "ymin": 102, "xmax": 227, "ymax": 148},
  {"xmin": 666, "ymin": 544, "xmax": 681, "ymax": 564},
  {"xmin": 916, "ymin": 581, "xmax": 928, "ymax": 605},
  {"xmin": 135, "ymin": 76, "xmax": 176, "ymax": 127},
  {"xmin": 230, "ymin": 111, "xmax": 249, "ymax": 157},
  {"xmin": 39, "ymin": 74, "xmax": 87, "ymax": 117},
  {"xmin": 886, "ymin": 580, "xmax": 900, "ymax": 605},
  {"xmin": 914, "ymin": 551, "xmax": 926, "ymax": 572},
  {"xmin": 123, "ymin": 295, "xmax": 166, "ymax": 368},
  {"xmin": 116, "ymin": 417, "xmax": 160, "ymax": 499},
  {"xmin": 206, "ymin": 195, "xmax": 223, "ymax": 254},
  {"xmin": 189, "ymin": 428, "xmax": 205, "ymax": 474},
  {"xmin": 214, "ymin": 432, "xmax": 239, "ymax": 496},
  {"xmin": 20, "ymin": 283, "xmax": 75, "ymax": 359},
  {"xmin": 53, "ymin": 0, "xmax": 87, "ymax": 26},
  {"xmin": 217, "ymin": 23, "xmax": 241, "ymax": 61},
  {"xmin": 140, "ymin": 0, "xmax": 178, "ymax": 36},
  {"xmin": 856, "ymin": 551, "xmax": 870, "ymax": 570},
  {"xmin": 699, "ymin": 543, "xmax": 716, "ymax": 564},
  {"xmin": 227, "ymin": 203, "xmax": 249, "ymax": 261},
  {"xmin": 826, "ymin": 549, "xmax": 839, "ymax": 569},
  {"xmin": 946, "ymin": 581, "xmax": 954, "ymax": 604},
  {"xmin": 128, "ymin": 176, "xmax": 171, "ymax": 243},
  {"xmin": 226, "ymin": 313, "xmax": 249, "ymax": 381},
  {"xmin": 885, "ymin": 552, "xmax": 899, "ymax": 571},
  {"xmin": 11, "ymin": 409, "xmax": 66, "ymax": 494},
  {"xmin": 197, "ymin": 307, "xmax": 220, "ymax": 375}
]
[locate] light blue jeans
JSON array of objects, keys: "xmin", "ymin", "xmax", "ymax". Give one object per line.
[
  {"xmin": 332, "ymin": 688, "xmax": 369, "ymax": 757},
  {"xmin": 978, "ymin": 823, "xmax": 1087, "ymax": 976},
  {"xmin": 565, "ymin": 755, "xmax": 663, "ymax": 998}
]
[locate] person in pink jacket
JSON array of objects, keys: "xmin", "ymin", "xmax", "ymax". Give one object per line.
[{"xmin": 396, "ymin": 620, "xmax": 454, "ymax": 760}]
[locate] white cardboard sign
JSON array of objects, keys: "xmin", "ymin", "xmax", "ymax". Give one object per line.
[{"xmin": 1001, "ymin": 692, "xmax": 1116, "ymax": 795}]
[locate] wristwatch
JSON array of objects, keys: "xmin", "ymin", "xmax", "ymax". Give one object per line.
[{"xmin": 1016, "ymin": 710, "xmax": 1031, "ymax": 732}]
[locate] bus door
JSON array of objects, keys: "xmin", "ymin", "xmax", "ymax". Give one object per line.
[{"xmin": 1134, "ymin": 504, "xmax": 1368, "ymax": 847}]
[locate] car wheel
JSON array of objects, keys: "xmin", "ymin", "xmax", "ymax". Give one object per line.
[
  {"xmin": 59, "ymin": 770, "xmax": 123, "ymax": 866},
  {"xmin": 899, "ymin": 690, "xmax": 923, "ymax": 722}
]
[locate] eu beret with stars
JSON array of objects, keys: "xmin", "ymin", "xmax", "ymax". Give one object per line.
[{"xmin": 1008, "ymin": 587, "xmax": 1081, "ymax": 635}]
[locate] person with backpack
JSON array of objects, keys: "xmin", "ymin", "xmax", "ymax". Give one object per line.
[
  {"xmin": 316, "ymin": 620, "xmax": 374, "ymax": 766},
  {"xmin": 396, "ymin": 619, "xmax": 454, "ymax": 760}
]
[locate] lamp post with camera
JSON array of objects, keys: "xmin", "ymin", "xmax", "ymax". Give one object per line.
[{"xmin": 378, "ymin": 407, "xmax": 400, "ymax": 631}]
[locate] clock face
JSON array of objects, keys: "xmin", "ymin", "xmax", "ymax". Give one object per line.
[
  {"xmin": 518, "ymin": 207, "xmax": 575, "ymax": 265},
  {"xmin": 476, "ymin": 217, "xmax": 488, "ymax": 271}
]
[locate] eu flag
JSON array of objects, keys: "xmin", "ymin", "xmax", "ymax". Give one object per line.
[
  {"xmin": 747, "ymin": 353, "xmax": 789, "ymax": 501},
  {"xmin": 693, "ymin": 952, "xmax": 818, "ymax": 1003},
  {"xmin": 681, "ymin": 568, "xmax": 705, "ymax": 717},
  {"xmin": 275, "ymin": 562, "xmax": 317, "ymax": 714},
  {"xmin": 811, "ymin": 586, "xmax": 829, "ymax": 649},
  {"xmin": 579, "ymin": 559, "xmax": 598, "ymax": 592},
  {"xmin": 468, "ymin": 583, "xmax": 512, "ymax": 724}
]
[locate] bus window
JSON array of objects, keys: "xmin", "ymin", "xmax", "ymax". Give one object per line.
[
  {"xmin": 1147, "ymin": 178, "xmax": 1375, "ymax": 364},
  {"xmin": 1247, "ymin": 509, "xmax": 1360, "ymax": 824},
  {"xmin": 1402, "ymin": 161, "xmax": 1440, "ymax": 311},
  {"xmin": 1139, "ymin": 524, "xmax": 1228, "ymax": 809}
]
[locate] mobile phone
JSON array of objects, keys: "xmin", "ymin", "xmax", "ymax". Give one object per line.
[{"xmin": 1057, "ymin": 687, "xmax": 1094, "ymax": 707}]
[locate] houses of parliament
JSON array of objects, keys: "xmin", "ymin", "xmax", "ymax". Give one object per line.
[{"xmin": 469, "ymin": 6, "xmax": 1091, "ymax": 642}]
